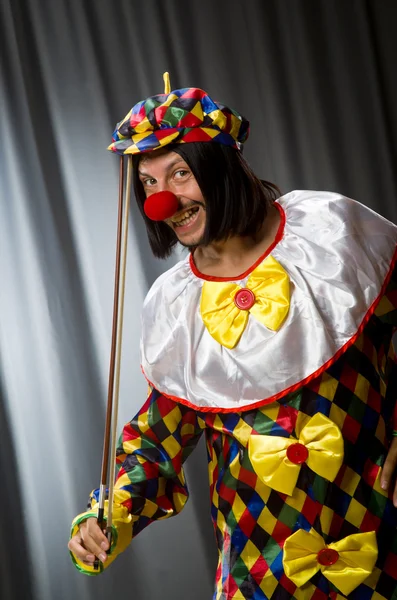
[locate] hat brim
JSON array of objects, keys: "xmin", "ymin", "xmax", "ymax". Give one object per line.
[{"xmin": 107, "ymin": 127, "xmax": 240, "ymax": 155}]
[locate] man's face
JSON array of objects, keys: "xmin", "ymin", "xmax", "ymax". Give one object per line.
[{"xmin": 138, "ymin": 149, "xmax": 206, "ymax": 247}]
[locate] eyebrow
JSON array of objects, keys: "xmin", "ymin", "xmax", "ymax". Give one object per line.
[{"xmin": 138, "ymin": 158, "xmax": 186, "ymax": 178}]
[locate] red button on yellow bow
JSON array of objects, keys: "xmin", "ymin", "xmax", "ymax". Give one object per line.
[
  {"xmin": 200, "ymin": 255, "xmax": 290, "ymax": 349},
  {"xmin": 248, "ymin": 413, "xmax": 344, "ymax": 496},
  {"xmin": 283, "ymin": 529, "xmax": 378, "ymax": 596}
]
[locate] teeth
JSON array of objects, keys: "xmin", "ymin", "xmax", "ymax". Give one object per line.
[
  {"xmin": 172, "ymin": 208, "xmax": 198, "ymax": 225},
  {"xmin": 174, "ymin": 212, "xmax": 198, "ymax": 227},
  {"xmin": 172, "ymin": 209, "xmax": 194, "ymax": 223}
]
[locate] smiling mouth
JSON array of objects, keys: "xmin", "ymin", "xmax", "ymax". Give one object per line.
[{"xmin": 171, "ymin": 206, "xmax": 200, "ymax": 228}]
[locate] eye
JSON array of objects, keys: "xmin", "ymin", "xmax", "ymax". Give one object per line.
[
  {"xmin": 174, "ymin": 169, "xmax": 190, "ymax": 179},
  {"xmin": 142, "ymin": 177, "xmax": 157, "ymax": 187}
]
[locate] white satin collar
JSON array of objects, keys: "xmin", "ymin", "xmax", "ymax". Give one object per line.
[{"xmin": 140, "ymin": 191, "xmax": 397, "ymax": 412}]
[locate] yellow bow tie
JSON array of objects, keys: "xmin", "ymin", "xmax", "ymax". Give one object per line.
[
  {"xmin": 248, "ymin": 413, "xmax": 344, "ymax": 496},
  {"xmin": 283, "ymin": 529, "xmax": 378, "ymax": 596},
  {"xmin": 200, "ymin": 255, "xmax": 290, "ymax": 349}
]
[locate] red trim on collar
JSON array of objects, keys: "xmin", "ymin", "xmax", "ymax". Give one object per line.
[{"xmin": 189, "ymin": 201, "xmax": 286, "ymax": 282}]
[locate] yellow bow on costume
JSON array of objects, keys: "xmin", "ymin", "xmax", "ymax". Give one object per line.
[
  {"xmin": 200, "ymin": 255, "xmax": 290, "ymax": 349},
  {"xmin": 248, "ymin": 413, "xmax": 344, "ymax": 496},
  {"xmin": 283, "ymin": 528, "xmax": 378, "ymax": 596}
]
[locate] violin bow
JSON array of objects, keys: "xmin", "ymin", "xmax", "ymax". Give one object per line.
[
  {"xmin": 94, "ymin": 154, "xmax": 132, "ymax": 569},
  {"xmin": 93, "ymin": 72, "xmax": 171, "ymax": 569}
]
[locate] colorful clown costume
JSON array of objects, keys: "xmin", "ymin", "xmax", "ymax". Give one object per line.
[{"xmin": 71, "ymin": 190, "xmax": 397, "ymax": 599}]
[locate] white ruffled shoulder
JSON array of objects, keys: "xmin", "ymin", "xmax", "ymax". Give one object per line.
[{"xmin": 140, "ymin": 191, "xmax": 397, "ymax": 412}]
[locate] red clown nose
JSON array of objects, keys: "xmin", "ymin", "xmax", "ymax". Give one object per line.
[{"xmin": 143, "ymin": 191, "xmax": 179, "ymax": 221}]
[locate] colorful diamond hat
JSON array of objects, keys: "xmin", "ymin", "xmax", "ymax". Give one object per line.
[{"xmin": 108, "ymin": 73, "xmax": 250, "ymax": 155}]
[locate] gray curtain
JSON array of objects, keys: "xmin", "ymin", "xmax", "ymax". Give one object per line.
[{"xmin": 1, "ymin": 1, "xmax": 396, "ymax": 599}]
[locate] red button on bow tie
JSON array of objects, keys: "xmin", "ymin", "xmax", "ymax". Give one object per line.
[
  {"xmin": 317, "ymin": 548, "xmax": 339, "ymax": 566},
  {"xmin": 286, "ymin": 443, "xmax": 309, "ymax": 465},
  {"xmin": 234, "ymin": 288, "xmax": 255, "ymax": 310}
]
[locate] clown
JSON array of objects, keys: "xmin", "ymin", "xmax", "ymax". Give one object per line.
[{"xmin": 69, "ymin": 75, "xmax": 397, "ymax": 599}]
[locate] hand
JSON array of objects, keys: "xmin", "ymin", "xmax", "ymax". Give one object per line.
[
  {"xmin": 381, "ymin": 437, "xmax": 397, "ymax": 506},
  {"xmin": 68, "ymin": 517, "xmax": 110, "ymax": 567}
]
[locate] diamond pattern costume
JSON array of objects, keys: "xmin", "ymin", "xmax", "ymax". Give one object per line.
[{"xmin": 70, "ymin": 189, "xmax": 397, "ymax": 599}]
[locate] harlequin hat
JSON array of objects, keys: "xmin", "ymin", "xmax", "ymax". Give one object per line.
[{"xmin": 108, "ymin": 73, "xmax": 250, "ymax": 156}]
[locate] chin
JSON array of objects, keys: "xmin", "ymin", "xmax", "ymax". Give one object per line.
[
  {"xmin": 174, "ymin": 225, "xmax": 205, "ymax": 247},
  {"xmin": 177, "ymin": 234, "xmax": 205, "ymax": 248}
]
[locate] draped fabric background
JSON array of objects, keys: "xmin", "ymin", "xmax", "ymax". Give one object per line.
[{"xmin": 1, "ymin": 1, "xmax": 396, "ymax": 599}]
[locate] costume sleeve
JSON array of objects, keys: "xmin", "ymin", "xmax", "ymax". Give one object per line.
[{"xmin": 70, "ymin": 386, "xmax": 204, "ymax": 575}]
